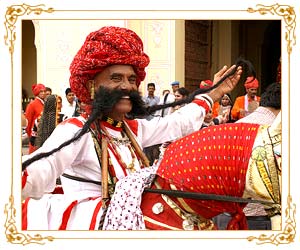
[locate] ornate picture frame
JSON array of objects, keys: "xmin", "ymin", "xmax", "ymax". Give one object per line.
[{"xmin": 0, "ymin": 1, "xmax": 297, "ymax": 249}]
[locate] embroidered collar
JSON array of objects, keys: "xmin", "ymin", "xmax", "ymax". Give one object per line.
[{"xmin": 101, "ymin": 116, "xmax": 123, "ymax": 130}]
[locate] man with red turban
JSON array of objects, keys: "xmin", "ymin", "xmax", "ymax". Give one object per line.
[
  {"xmin": 199, "ymin": 79, "xmax": 213, "ymax": 89},
  {"xmin": 231, "ymin": 76, "xmax": 261, "ymax": 121},
  {"xmin": 21, "ymin": 26, "xmax": 242, "ymax": 230},
  {"xmin": 24, "ymin": 83, "xmax": 46, "ymax": 153}
]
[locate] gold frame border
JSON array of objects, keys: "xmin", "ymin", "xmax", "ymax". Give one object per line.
[{"xmin": 3, "ymin": 2, "xmax": 296, "ymax": 246}]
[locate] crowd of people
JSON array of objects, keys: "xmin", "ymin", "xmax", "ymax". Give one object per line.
[
  {"xmin": 21, "ymin": 25, "xmax": 281, "ymax": 231},
  {"xmin": 22, "ymin": 84, "xmax": 85, "ymax": 154}
]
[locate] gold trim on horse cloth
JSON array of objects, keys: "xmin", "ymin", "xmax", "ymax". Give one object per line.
[
  {"xmin": 265, "ymin": 127, "xmax": 281, "ymax": 204},
  {"xmin": 143, "ymin": 180, "xmax": 214, "ymax": 230},
  {"xmin": 143, "ymin": 216, "xmax": 181, "ymax": 230},
  {"xmin": 245, "ymin": 125, "xmax": 281, "ymax": 215}
]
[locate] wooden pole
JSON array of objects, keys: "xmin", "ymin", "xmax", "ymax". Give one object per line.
[
  {"xmin": 101, "ymin": 137, "xmax": 109, "ymax": 199},
  {"xmin": 123, "ymin": 122, "xmax": 150, "ymax": 167}
]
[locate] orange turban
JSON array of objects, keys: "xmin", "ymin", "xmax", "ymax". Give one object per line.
[
  {"xmin": 32, "ymin": 83, "xmax": 46, "ymax": 96},
  {"xmin": 244, "ymin": 77, "xmax": 259, "ymax": 89},
  {"xmin": 69, "ymin": 26, "xmax": 150, "ymax": 103},
  {"xmin": 199, "ymin": 79, "xmax": 213, "ymax": 89}
]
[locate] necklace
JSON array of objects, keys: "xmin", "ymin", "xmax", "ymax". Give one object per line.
[
  {"xmin": 100, "ymin": 123, "xmax": 141, "ymax": 174},
  {"xmin": 109, "ymin": 135, "xmax": 131, "ymax": 146}
]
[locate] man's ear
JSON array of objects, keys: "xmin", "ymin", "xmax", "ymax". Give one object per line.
[
  {"xmin": 87, "ymin": 79, "xmax": 94, "ymax": 90},
  {"xmin": 87, "ymin": 80, "xmax": 95, "ymax": 100}
]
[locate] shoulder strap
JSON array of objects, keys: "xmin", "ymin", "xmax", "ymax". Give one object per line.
[
  {"xmin": 89, "ymin": 125, "xmax": 114, "ymax": 190},
  {"xmin": 163, "ymin": 93, "xmax": 169, "ymax": 104},
  {"xmin": 72, "ymin": 99, "xmax": 80, "ymax": 117},
  {"xmin": 161, "ymin": 93, "xmax": 169, "ymax": 117},
  {"xmin": 123, "ymin": 122, "xmax": 150, "ymax": 167}
]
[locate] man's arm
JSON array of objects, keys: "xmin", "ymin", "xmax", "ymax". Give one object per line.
[{"xmin": 231, "ymin": 96, "xmax": 244, "ymax": 120}]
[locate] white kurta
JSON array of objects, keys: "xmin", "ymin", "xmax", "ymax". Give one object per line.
[
  {"xmin": 61, "ymin": 100, "xmax": 77, "ymax": 120},
  {"xmin": 22, "ymin": 100, "xmax": 208, "ymax": 230}
]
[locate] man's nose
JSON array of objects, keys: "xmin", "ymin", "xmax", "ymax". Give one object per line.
[{"xmin": 119, "ymin": 80, "xmax": 132, "ymax": 89}]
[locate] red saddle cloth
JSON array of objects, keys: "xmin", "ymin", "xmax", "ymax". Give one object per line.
[{"xmin": 145, "ymin": 123, "xmax": 260, "ymax": 230}]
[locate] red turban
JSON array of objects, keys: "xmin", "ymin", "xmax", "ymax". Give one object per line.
[
  {"xmin": 32, "ymin": 83, "xmax": 46, "ymax": 96},
  {"xmin": 69, "ymin": 26, "xmax": 150, "ymax": 103},
  {"xmin": 244, "ymin": 77, "xmax": 259, "ymax": 89},
  {"xmin": 199, "ymin": 79, "xmax": 213, "ymax": 89}
]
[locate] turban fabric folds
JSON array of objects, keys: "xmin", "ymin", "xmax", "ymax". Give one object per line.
[
  {"xmin": 244, "ymin": 77, "xmax": 259, "ymax": 89},
  {"xmin": 32, "ymin": 83, "xmax": 46, "ymax": 96},
  {"xmin": 69, "ymin": 26, "xmax": 150, "ymax": 104}
]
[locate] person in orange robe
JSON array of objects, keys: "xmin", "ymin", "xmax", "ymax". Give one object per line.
[
  {"xmin": 25, "ymin": 83, "xmax": 46, "ymax": 154},
  {"xmin": 212, "ymin": 93, "xmax": 234, "ymax": 123},
  {"xmin": 231, "ymin": 77, "xmax": 260, "ymax": 121}
]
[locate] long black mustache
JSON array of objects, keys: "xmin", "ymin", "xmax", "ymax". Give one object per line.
[
  {"xmin": 91, "ymin": 87, "xmax": 148, "ymax": 119},
  {"xmin": 22, "ymin": 57, "xmax": 255, "ymax": 170},
  {"xmin": 93, "ymin": 57, "xmax": 256, "ymax": 119}
]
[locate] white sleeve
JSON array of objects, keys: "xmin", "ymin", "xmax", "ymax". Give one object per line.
[
  {"xmin": 136, "ymin": 102, "xmax": 206, "ymax": 148},
  {"xmin": 22, "ymin": 119, "xmax": 88, "ymax": 199}
]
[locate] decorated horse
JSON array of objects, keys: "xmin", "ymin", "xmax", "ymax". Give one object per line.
[{"xmin": 103, "ymin": 113, "xmax": 281, "ymax": 230}]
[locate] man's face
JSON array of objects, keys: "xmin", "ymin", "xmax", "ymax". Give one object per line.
[
  {"xmin": 93, "ymin": 65, "xmax": 138, "ymax": 120},
  {"xmin": 147, "ymin": 86, "xmax": 155, "ymax": 96},
  {"xmin": 45, "ymin": 90, "xmax": 51, "ymax": 97},
  {"xmin": 66, "ymin": 92, "xmax": 75, "ymax": 104},
  {"xmin": 172, "ymin": 84, "xmax": 179, "ymax": 93},
  {"xmin": 37, "ymin": 89, "xmax": 46, "ymax": 100},
  {"xmin": 246, "ymin": 88, "xmax": 258, "ymax": 99}
]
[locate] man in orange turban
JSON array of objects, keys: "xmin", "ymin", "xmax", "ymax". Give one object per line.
[
  {"xmin": 231, "ymin": 76, "xmax": 260, "ymax": 121},
  {"xmin": 22, "ymin": 26, "xmax": 242, "ymax": 230}
]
